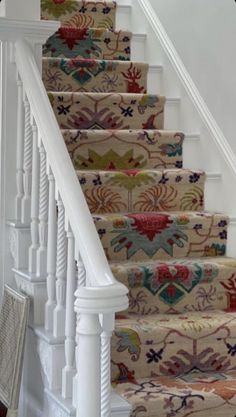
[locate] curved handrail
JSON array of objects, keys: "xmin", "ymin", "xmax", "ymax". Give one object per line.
[{"xmin": 15, "ymin": 39, "xmax": 127, "ymax": 295}]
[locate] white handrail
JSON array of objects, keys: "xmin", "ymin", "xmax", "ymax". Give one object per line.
[{"xmin": 15, "ymin": 39, "xmax": 126, "ymax": 294}]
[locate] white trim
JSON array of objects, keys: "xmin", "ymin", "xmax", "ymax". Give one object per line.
[
  {"xmin": 0, "ymin": 18, "xmax": 59, "ymax": 42},
  {"xmin": 137, "ymin": 0, "xmax": 236, "ymax": 178}
]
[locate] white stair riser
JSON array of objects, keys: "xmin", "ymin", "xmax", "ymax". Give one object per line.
[
  {"xmin": 131, "ymin": 34, "xmax": 146, "ymax": 62},
  {"xmin": 164, "ymin": 99, "xmax": 180, "ymax": 130},
  {"xmin": 116, "ymin": 6, "xmax": 131, "ymax": 31},
  {"xmin": 147, "ymin": 66, "xmax": 163, "ymax": 94}
]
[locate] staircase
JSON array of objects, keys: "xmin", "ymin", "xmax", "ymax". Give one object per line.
[
  {"xmin": 0, "ymin": 1, "xmax": 236, "ymax": 417},
  {"xmin": 38, "ymin": 1, "xmax": 236, "ymax": 416}
]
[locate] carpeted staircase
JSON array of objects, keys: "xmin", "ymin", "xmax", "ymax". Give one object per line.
[{"xmin": 41, "ymin": 1, "xmax": 236, "ymax": 416}]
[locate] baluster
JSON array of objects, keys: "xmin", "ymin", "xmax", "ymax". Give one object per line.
[
  {"xmin": 101, "ymin": 314, "xmax": 115, "ymax": 417},
  {"xmin": 45, "ymin": 168, "xmax": 57, "ymax": 332},
  {"xmin": 28, "ymin": 121, "xmax": 39, "ymax": 273},
  {"xmin": 72, "ymin": 254, "xmax": 86, "ymax": 408},
  {"xmin": 36, "ymin": 142, "xmax": 48, "ymax": 278},
  {"xmin": 53, "ymin": 194, "xmax": 67, "ymax": 338},
  {"xmin": 15, "ymin": 75, "xmax": 24, "ymax": 222},
  {"xmin": 21, "ymin": 94, "xmax": 32, "ymax": 224},
  {"xmin": 62, "ymin": 225, "xmax": 76, "ymax": 398},
  {"xmin": 76, "ymin": 312, "xmax": 102, "ymax": 417}
]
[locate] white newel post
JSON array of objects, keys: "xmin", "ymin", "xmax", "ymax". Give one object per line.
[
  {"xmin": 74, "ymin": 285, "xmax": 128, "ymax": 417},
  {"xmin": 76, "ymin": 313, "xmax": 102, "ymax": 417}
]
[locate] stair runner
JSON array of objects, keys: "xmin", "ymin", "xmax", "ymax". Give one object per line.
[{"xmin": 41, "ymin": 1, "xmax": 236, "ymax": 416}]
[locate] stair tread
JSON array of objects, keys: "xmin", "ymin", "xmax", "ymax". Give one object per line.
[
  {"xmin": 43, "ymin": 27, "xmax": 132, "ymax": 60},
  {"xmin": 93, "ymin": 210, "xmax": 229, "ymax": 229},
  {"xmin": 111, "ymin": 310, "xmax": 236, "ymax": 382},
  {"xmin": 41, "ymin": 0, "xmax": 117, "ymax": 31},
  {"xmin": 63, "ymin": 129, "xmax": 185, "ymax": 170},
  {"xmin": 114, "ymin": 371, "xmax": 236, "ymax": 416},
  {"xmin": 110, "ymin": 256, "xmax": 236, "ymax": 315},
  {"xmin": 43, "ymin": 58, "xmax": 149, "ymax": 93},
  {"xmin": 49, "ymin": 92, "xmax": 166, "ymax": 130}
]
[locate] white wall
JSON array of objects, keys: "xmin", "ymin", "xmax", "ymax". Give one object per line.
[{"xmin": 149, "ymin": 0, "xmax": 236, "ymax": 155}]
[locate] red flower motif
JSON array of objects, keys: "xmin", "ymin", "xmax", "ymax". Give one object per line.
[
  {"xmin": 53, "ymin": 0, "xmax": 65, "ymax": 3},
  {"xmin": 57, "ymin": 27, "xmax": 88, "ymax": 50},
  {"xmin": 127, "ymin": 213, "xmax": 173, "ymax": 241},
  {"xmin": 122, "ymin": 169, "xmax": 139, "ymax": 176}
]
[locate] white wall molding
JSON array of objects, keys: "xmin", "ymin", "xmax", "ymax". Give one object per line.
[{"xmin": 136, "ymin": 0, "xmax": 236, "ymax": 178}]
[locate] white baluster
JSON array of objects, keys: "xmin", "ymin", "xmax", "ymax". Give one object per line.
[
  {"xmin": 53, "ymin": 194, "xmax": 67, "ymax": 338},
  {"xmin": 15, "ymin": 75, "xmax": 24, "ymax": 222},
  {"xmin": 36, "ymin": 142, "xmax": 48, "ymax": 278},
  {"xmin": 45, "ymin": 168, "xmax": 57, "ymax": 332},
  {"xmin": 76, "ymin": 312, "xmax": 102, "ymax": 417},
  {"xmin": 101, "ymin": 314, "xmax": 115, "ymax": 417},
  {"xmin": 28, "ymin": 121, "xmax": 39, "ymax": 273},
  {"xmin": 72, "ymin": 255, "xmax": 86, "ymax": 408},
  {"xmin": 21, "ymin": 94, "xmax": 32, "ymax": 224},
  {"xmin": 62, "ymin": 225, "xmax": 76, "ymax": 399}
]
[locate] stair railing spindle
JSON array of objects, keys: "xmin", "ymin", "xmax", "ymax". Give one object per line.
[
  {"xmin": 21, "ymin": 93, "xmax": 32, "ymax": 224},
  {"xmin": 28, "ymin": 120, "xmax": 39, "ymax": 273},
  {"xmin": 15, "ymin": 74, "xmax": 24, "ymax": 222},
  {"xmin": 36, "ymin": 141, "xmax": 49, "ymax": 278},
  {"xmin": 62, "ymin": 224, "xmax": 76, "ymax": 399},
  {"xmin": 45, "ymin": 167, "xmax": 57, "ymax": 332},
  {"xmin": 53, "ymin": 193, "xmax": 67, "ymax": 338}
]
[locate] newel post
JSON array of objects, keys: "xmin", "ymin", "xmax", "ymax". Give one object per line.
[{"xmin": 74, "ymin": 284, "xmax": 128, "ymax": 417}]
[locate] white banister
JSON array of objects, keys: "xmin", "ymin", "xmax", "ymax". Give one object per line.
[
  {"xmin": 15, "ymin": 39, "xmax": 126, "ymax": 290},
  {"xmin": 45, "ymin": 168, "xmax": 57, "ymax": 332},
  {"xmin": 28, "ymin": 120, "xmax": 39, "ymax": 273},
  {"xmin": 15, "ymin": 75, "xmax": 24, "ymax": 222},
  {"xmin": 53, "ymin": 194, "xmax": 67, "ymax": 338},
  {"xmin": 21, "ymin": 94, "xmax": 32, "ymax": 224},
  {"xmin": 62, "ymin": 225, "xmax": 76, "ymax": 399}
]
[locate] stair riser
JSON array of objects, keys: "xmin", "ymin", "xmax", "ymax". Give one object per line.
[
  {"xmin": 112, "ymin": 312, "xmax": 236, "ymax": 382},
  {"xmin": 43, "ymin": 59, "xmax": 148, "ymax": 93},
  {"xmin": 63, "ymin": 130, "xmax": 184, "ymax": 170},
  {"xmin": 49, "ymin": 92, "xmax": 165, "ymax": 130},
  {"xmin": 41, "ymin": 0, "xmax": 117, "ymax": 30},
  {"xmin": 78, "ymin": 171, "xmax": 205, "ymax": 213},
  {"xmin": 43, "ymin": 28, "xmax": 131, "ymax": 61}
]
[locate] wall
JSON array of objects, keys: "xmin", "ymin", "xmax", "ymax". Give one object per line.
[{"xmin": 149, "ymin": 0, "xmax": 236, "ymax": 155}]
